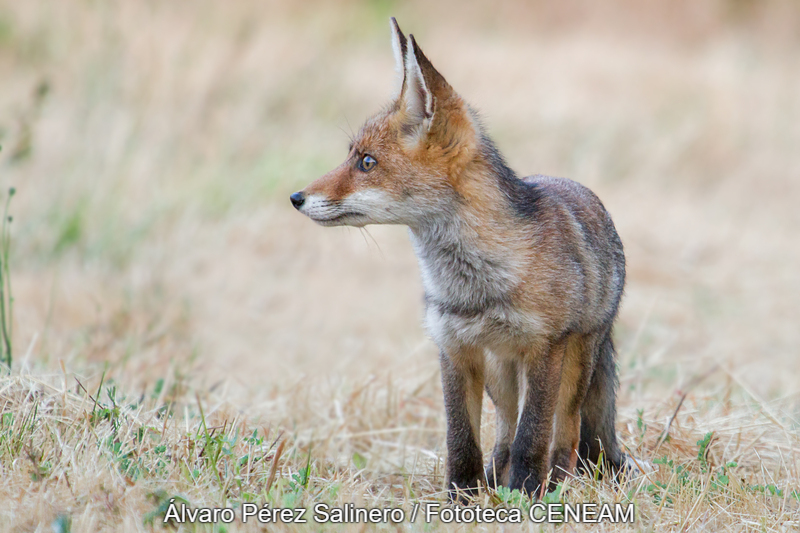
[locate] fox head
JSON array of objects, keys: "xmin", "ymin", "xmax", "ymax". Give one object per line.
[{"xmin": 290, "ymin": 18, "xmax": 482, "ymax": 229}]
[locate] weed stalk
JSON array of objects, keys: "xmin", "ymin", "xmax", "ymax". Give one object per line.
[{"xmin": 0, "ymin": 172, "xmax": 15, "ymax": 371}]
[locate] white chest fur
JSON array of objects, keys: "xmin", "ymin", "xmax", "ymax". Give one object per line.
[{"xmin": 409, "ymin": 225, "xmax": 544, "ymax": 351}]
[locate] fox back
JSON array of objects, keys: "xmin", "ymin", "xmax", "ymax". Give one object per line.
[{"xmin": 292, "ymin": 18, "xmax": 626, "ymax": 501}]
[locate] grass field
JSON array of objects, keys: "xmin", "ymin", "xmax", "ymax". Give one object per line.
[{"xmin": 1, "ymin": 1, "xmax": 799, "ymax": 531}]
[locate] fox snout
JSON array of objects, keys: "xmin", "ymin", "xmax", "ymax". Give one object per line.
[
  {"xmin": 289, "ymin": 186, "xmax": 381, "ymax": 228},
  {"xmin": 291, "ymin": 155, "xmax": 414, "ymax": 227}
]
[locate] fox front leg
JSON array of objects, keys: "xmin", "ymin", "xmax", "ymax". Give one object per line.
[
  {"xmin": 484, "ymin": 356, "xmax": 519, "ymax": 489},
  {"xmin": 508, "ymin": 339, "xmax": 566, "ymax": 498},
  {"xmin": 439, "ymin": 348, "xmax": 485, "ymax": 502}
]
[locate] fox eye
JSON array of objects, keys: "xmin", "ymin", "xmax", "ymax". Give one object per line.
[{"xmin": 358, "ymin": 154, "xmax": 377, "ymax": 172}]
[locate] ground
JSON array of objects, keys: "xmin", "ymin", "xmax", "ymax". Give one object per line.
[{"xmin": 0, "ymin": 1, "xmax": 799, "ymax": 531}]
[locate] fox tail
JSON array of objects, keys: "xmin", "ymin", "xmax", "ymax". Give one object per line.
[{"xmin": 579, "ymin": 330, "xmax": 623, "ymax": 475}]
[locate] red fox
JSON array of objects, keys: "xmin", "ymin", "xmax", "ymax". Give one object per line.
[{"xmin": 291, "ymin": 18, "xmax": 626, "ymax": 501}]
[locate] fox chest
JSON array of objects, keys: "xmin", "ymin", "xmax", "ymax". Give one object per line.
[{"xmin": 411, "ymin": 236, "xmax": 543, "ymax": 349}]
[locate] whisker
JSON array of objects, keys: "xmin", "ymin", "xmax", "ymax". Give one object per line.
[
  {"xmin": 344, "ymin": 115, "xmax": 356, "ymax": 140},
  {"xmin": 361, "ymin": 227, "xmax": 384, "ymax": 259},
  {"xmin": 337, "ymin": 125, "xmax": 354, "ymax": 145}
]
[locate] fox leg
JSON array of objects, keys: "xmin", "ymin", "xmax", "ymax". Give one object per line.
[
  {"xmin": 550, "ymin": 333, "xmax": 594, "ymax": 490},
  {"xmin": 508, "ymin": 339, "xmax": 565, "ymax": 498},
  {"xmin": 439, "ymin": 347, "xmax": 485, "ymax": 502},
  {"xmin": 484, "ymin": 355, "xmax": 518, "ymax": 489}
]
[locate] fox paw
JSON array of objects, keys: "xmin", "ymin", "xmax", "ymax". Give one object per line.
[{"xmin": 620, "ymin": 453, "xmax": 653, "ymax": 479}]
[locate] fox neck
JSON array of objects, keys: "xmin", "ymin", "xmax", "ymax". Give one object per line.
[{"xmin": 408, "ymin": 160, "xmax": 523, "ymax": 320}]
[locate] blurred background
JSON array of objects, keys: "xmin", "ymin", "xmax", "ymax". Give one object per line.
[{"xmin": 1, "ymin": 0, "xmax": 799, "ymax": 408}]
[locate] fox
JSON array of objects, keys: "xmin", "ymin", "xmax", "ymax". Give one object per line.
[{"xmin": 290, "ymin": 18, "xmax": 627, "ymax": 501}]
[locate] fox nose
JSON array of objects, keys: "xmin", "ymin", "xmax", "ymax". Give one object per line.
[{"xmin": 290, "ymin": 192, "xmax": 305, "ymax": 209}]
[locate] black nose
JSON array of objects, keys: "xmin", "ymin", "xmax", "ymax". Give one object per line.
[{"xmin": 290, "ymin": 192, "xmax": 305, "ymax": 209}]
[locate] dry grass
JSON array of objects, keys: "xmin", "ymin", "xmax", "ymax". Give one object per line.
[{"xmin": 0, "ymin": 0, "xmax": 799, "ymax": 531}]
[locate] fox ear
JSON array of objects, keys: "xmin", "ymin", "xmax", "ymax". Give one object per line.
[
  {"xmin": 400, "ymin": 34, "xmax": 435, "ymax": 130},
  {"xmin": 390, "ymin": 17, "xmax": 407, "ymax": 97}
]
